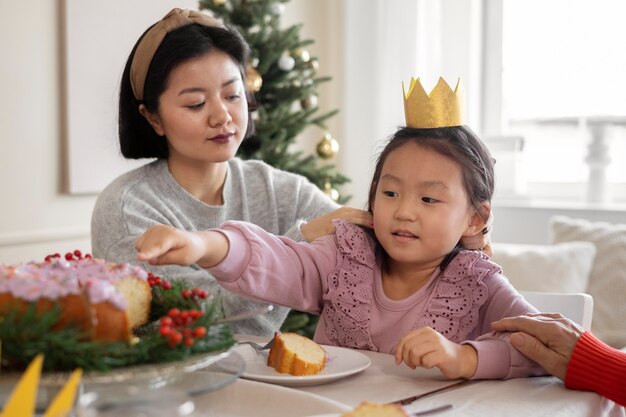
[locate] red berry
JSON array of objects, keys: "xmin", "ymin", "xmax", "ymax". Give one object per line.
[
  {"xmin": 148, "ymin": 272, "xmax": 155, "ymax": 278},
  {"xmin": 65, "ymin": 253, "xmax": 74, "ymax": 261},
  {"xmin": 73, "ymin": 250, "xmax": 82, "ymax": 258},
  {"xmin": 54, "ymin": 253, "xmax": 61, "ymax": 258},
  {"xmin": 85, "ymin": 254, "xmax": 92, "ymax": 259},
  {"xmin": 168, "ymin": 308, "xmax": 181, "ymax": 318},
  {"xmin": 161, "ymin": 281, "xmax": 172, "ymax": 290},
  {"xmin": 181, "ymin": 289, "xmax": 191, "ymax": 299},
  {"xmin": 154, "ymin": 276, "xmax": 161, "ymax": 284},
  {"xmin": 44, "ymin": 255, "xmax": 52, "ymax": 263},
  {"xmin": 168, "ymin": 331, "xmax": 183, "ymax": 347},
  {"xmin": 160, "ymin": 317, "xmax": 173, "ymax": 326},
  {"xmin": 189, "ymin": 310, "xmax": 202, "ymax": 319},
  {"xmin": 193, "ymin": 326, "xmax": 207, "ymax": 338},
  {"xmin": 198, "ymin": 290, "xmax": 208, "ymax": 299},
  {"xmin": 184, "ymin": 337, "xmax": 195, "ymax": 347},
  {"xmin": 160, "ymin": 326, "xmax": 172, "ymax": 337}
]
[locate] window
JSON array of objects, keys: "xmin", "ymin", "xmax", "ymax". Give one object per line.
[{"xmin": 484, "ymin": 0, "xmax": 626, "ymax": 204}]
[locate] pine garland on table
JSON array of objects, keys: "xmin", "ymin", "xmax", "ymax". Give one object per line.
[{"xmin": 0, "ymin": 253, "xmax": 235, "ymax": 373}]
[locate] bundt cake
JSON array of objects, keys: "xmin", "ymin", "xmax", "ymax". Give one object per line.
[
  {"xmin": 267, "ymin": 332, "xmax": 326, "ymax": 376},
  {"xmin": 0, "ymin": 252, "xmax": 151, "ymax": 342}
]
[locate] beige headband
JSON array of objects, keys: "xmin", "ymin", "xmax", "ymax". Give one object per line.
[{"xmin": 130, "ymin": 8, "xmax": 224, "ymax": 101}]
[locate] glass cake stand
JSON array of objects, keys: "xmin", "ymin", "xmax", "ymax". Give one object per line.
[{"xmin": 0, "ymin": 349, "xmax": 245, "ymax": 416}]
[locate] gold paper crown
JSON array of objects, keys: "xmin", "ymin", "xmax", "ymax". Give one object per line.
[{"xmin": 402, "ymin": 77, "xmax": 466, "ymax": 128}]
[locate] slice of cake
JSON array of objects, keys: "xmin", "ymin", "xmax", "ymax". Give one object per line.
[
  {"xmin": 340, "ymin": 402, "xmax": 409, "ymax": 417},
  {"xmin": 267, "ymin": 332, "xmax": 326, "ymax": 376},
  {"xmin": 0, "ymin": 254, "xmax": 151, "ymax": 343}
]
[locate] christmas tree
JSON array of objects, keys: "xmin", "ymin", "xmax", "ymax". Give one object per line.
[
  {"xmin": 198, "ymin": 0, "xmax": 349, "ymax": 204},
  {"xmin": 198, "ymin": 0, "xmax": 348, "ymax": 337}
]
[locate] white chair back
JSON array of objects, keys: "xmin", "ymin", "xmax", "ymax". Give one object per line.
[{"xmin": 519, "ymin": 291, "xmax": 594, "ymax": 330}]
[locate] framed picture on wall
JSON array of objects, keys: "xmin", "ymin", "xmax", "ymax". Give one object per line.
[{"xmin": 62, "ymin": 0, "xmax": 197, "ymax": 194}]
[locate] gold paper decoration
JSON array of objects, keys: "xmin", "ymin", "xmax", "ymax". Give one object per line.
[{"xmin": 402, "ymin": 77, "xmax": 466, "ymax": 129}]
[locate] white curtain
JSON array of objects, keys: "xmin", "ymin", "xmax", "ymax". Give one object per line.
[{"xmin": 338, "ymin": 0, "xmax": 483, "ymax": 207}]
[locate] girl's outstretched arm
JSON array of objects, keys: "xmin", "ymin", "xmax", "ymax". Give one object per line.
[{"xmin": 136, "ymin": 225, "xmax": 229, "ymax": 268}]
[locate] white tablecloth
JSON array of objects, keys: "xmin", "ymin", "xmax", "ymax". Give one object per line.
[
  {"xmin": 297, "ymin": 348, "xmax": 624, "ymax": 417},
  {"xmin": 195, "ymin": 336, "xmax": 625, "ymax": 417}
]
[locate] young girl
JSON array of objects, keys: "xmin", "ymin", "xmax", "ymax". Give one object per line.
[{"xmin": 136, "ymin": 117, "xmax": 544, "ymax": 380}]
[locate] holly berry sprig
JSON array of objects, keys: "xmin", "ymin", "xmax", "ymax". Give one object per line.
[
  {"xmin": 147, "ymin": 273, "xmax": 211, "ymax": 321},
  {"xmin": 44, "ymin": 250, "xmax": 92, "ymax": 263},
  {"xmin": 159, "ymin": 308, "xmax": 210, "ymax": 348},
  {"xmin": 146, "ymin": 272, "xmax": 172, "ymax": 290}
]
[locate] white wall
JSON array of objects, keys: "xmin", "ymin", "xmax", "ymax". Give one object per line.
[{"xmin": 0, "ymin": 0, "xmax": 94, "ymax": 263}]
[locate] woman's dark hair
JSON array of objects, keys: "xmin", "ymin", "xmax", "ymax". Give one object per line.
[
  {"xmin": 367, "ymin": 125, "xmax": 495, "ymax": 269},
  {"xmin": 119, "ymin": 23, "xmax": 256, "ymax": 159}
]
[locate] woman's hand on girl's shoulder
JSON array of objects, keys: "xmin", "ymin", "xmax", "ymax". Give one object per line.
[{"xmin": 300, "ymin": 207, "xmax": 373, "ymax": 242}]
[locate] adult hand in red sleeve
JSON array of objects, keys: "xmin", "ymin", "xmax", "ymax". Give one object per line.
[{"xmin": 491, "ymin": 313, "xmax": 583, "ymax": 380}]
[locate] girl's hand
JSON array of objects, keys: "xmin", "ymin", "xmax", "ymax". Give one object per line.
[
  {"xmin": 135, "ymin": 225, "xmax": 229, "ymax": 268},
  {"xmin": 300, "ymin": 207, "xmax": 373, "ymax": 242},
  {"xmin": 394, "ymin": 327, "xmax": 478, "ymax": 379}
]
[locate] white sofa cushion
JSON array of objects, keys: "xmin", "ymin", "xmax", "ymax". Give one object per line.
[
  {"xmin": 491, "ymin": 241, "xmax": 596, "ymax": 294},
  {"xmin": 550, "ymin": 215, "xmax": 626, "ymax": 348}
]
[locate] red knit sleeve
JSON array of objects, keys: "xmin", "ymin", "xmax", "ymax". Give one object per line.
[{"xmin": 565, "ymin": 331, "xmax": 626, "ymax": 406}]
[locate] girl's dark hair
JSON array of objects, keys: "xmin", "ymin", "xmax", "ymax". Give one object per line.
[
  {"xmin": 119, "ymin": 23, "xmax": 256, "ymax": 159},
  {"xmin": 367, "ymin": 125, "xmax": 495, "ymax": 269}
]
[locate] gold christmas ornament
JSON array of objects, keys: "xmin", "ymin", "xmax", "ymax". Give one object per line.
[
  {"xmin": 246, "ymin": 66, "xmax": 263, "ymax": 92},
  {"xmin": 316, "ymin": 132, "xmax": 339, "ymax": 159},
  {"xmin": 300, "ymin": 95, "xmax": 318, "ymax": 110},
  {"xmin": 323, "ymin": 180, "xmax": 339, "ymax": 202},
  {"xmin": 403, "ymin": 77, "xmax": 466, "ymax": 129},
  {"xmin": 295, "ymin": 48, "xmax": 311, "ymax": 62}
]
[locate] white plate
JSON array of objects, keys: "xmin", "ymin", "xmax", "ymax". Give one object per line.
[
  {"xmin": 193, "ymin": 378, "xmax": 351, "ymax": 416},
  {"xmin": 233, "ymin": 344, "xmax": 371, "ymax": 387}
]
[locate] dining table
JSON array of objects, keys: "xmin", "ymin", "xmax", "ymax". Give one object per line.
[{"xmin": 187, "ymin": 335, "xmax": 625, "ymax": 417}]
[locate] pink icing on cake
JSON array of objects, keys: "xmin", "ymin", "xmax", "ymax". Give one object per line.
[{"xmin": 0, "ymin": 257, "xmax": 149, "ymax": 310}]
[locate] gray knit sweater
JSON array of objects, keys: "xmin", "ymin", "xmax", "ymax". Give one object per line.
[{"xmin": 91, "ymin": 158, "xmax": 339, "ymax": 336}]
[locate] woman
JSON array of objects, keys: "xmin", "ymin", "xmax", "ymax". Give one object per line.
[{"xmin": 91, "ymin": 9, "xmax": 488, "ymax": 336}]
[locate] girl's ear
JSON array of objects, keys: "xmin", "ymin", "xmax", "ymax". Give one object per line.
[
  {"xmin": 463, "ymin": 201, "xmax": 491, "ymax": 237},
  {"xmin": 139, "ymin": 104, "xmax": 165, "ymax": 136}
]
